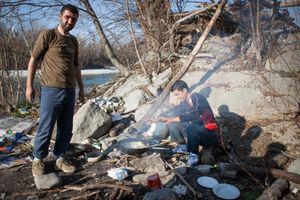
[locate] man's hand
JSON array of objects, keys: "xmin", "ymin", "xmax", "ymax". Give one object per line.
[
  {"xmin": 78, "ymin": 88, "xmax": 85, "ymax": 103},
  {"xmin": 25, "ymin": 86, "xmax": 35, "ymax": 102},
  {"xmin": 159, "ymin": 116, "xmax": 180, "ymax": 123}
]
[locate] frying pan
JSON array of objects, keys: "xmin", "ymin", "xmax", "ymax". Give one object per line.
[{"xmin": 117, "ymin": 137, "xmax": 159, "ymax": 155}]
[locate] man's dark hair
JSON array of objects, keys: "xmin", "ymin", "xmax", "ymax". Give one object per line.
[
  {"xmin": 171, "ymin": 80, "xmax": 189, "ymax": 92},
  {"xmin": 60, "ymin": 4, "xmax": 79, "ymax": 15}
]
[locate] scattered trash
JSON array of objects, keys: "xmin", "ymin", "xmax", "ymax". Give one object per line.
[
  {"xmin": 0, "ymin": 156, "xmax": 31, "ymax": 169},
  {"xmin": 107, "ymin": 168, "xmax": 128, "ymax": 181},
  {"xmin": 173, "ymin": 184, "xmax": 187, "ymax": 196},
  {"xmin": 0, "ymin": 131, "xmax": 30, "ymax": 153},
  {"xmin": 18, "ymin": 107, "xmax": 29, "ymax": 115},
  {"xmin": 0, "ymin": 192, "xmax": 6, "ymax": 199},
  {"xmin": 91, "ymin": 96, "xmax": 124, "ymax": 114}
]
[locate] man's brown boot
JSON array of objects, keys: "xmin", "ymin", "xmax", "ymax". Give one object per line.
[
  {"xmin": 56, "ymin": 158, "xmax": 76, "ymax": 173},
  {"xmin": 32, "ymin": 160, "xmax": 45, "ymax": 177}
]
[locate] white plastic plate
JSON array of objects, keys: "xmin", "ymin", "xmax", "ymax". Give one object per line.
[
  {"xmin": 197, "ymin": 176, "xmax": 219, "ymax": 188},
  {"xmin": 213, "ymin": 183, "xmax": 240, "ymax": 199}
]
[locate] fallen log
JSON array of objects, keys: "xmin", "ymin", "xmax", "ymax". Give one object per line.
[
  {"xmin": 219, "ymin": 162, "xmax": 300, "ymax": 184},
  {"xmin": 256, "ymin": 179, "xmax": 289, "ymax": 200}
]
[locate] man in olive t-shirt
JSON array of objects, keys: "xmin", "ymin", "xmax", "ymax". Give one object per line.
[{"xmin": 26, "ymin": 4, "xmax": 84, "ymax": 177}]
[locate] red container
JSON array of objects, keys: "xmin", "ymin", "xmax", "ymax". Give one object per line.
[{"xmin": 147, "ymin": 173, "xmax": 162, "ymax": 190}]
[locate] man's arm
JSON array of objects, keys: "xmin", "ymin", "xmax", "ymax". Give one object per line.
[
  {"xmin": 25, "ymin": 57, "xmax": 38, "ymax": 102},
  {"xmin": 75, "ymin": 66, "xmax": 84, "ymax": 102}
]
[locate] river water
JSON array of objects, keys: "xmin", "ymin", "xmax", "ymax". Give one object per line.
[{"xmin": 4, "ymin": 69, "xmax": 118, "ymax": 101}]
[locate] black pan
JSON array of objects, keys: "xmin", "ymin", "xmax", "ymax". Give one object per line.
[{"xmin": 117, "ymin": 137, "xmax": 157, "ymax": 155}]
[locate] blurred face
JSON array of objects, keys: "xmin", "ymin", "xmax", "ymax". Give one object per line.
[
  {"xmin": 59, "ymin": 9, "xmax": 78, "ymax": 32},
  {"xmin": 172, "ymin": 89, "xmax": 188, "ymax": 102}
]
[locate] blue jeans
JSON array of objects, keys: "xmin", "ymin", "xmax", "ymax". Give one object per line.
[
  {"xmin": 168, "ymin": 122, "xmax": 189, "ymax": 144},
  {"xmin": 186, "ymin": 124, "xmax": 218, "ymax": 154},
  {"xmin": 33, "ymin": 86, "xmax": 75, "ymax": 159}
]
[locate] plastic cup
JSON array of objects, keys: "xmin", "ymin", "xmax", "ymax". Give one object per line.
[{"xmin": 147, "ymin": 173, "xmax": 162, "ymax": 190}]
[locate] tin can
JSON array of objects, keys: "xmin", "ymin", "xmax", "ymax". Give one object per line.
[{"xmin": 147, "ymin": 173, "xmax": 162, "ymax": 189}]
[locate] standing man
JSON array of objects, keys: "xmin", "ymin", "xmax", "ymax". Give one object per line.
[
  {"xmin": 26, "ymin": 4, "xmax": 84, "ymax": 176},
  {"xmin": 159, "ymin": 80, "xmax": 218, "ymax": 166}
]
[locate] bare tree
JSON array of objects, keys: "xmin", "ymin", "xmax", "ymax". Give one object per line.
[{"xmin": 81, "ymin": 0, "xmax": 130, "ymax": 77}]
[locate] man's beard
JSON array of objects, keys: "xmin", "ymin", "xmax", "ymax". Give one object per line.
[{"xmin": 61, "ymin": 22, "xmax": 74, "ymax": 32}]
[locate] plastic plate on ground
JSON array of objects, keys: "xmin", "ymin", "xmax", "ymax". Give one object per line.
[
  {"xmin": 213, "ymin": 183, "xmax": 240, "ymax": 199},
  {"xmin": 197, "ymin": 176, "xmax": 219, "ymax": 188}
]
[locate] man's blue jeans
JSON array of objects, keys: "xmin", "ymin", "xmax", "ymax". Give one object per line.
[
  {"xmin": 168, "ymin": 122, "xmax": 218, "ymax": 153},
  {"xmin": 186, "ymin": 124, "xmax": 218, "ymax": 154},
  {"xmin": 33, "ymin": 86, "xmax": 75, "ymax": 159}
]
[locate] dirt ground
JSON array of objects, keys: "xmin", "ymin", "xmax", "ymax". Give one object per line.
[{"xmin": 0, "ymin": 115, "xmax": 299, "ymax": 200}]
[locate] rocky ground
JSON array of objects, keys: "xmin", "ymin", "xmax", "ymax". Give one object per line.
[{"xmin": 0, "ymin": 113, "xmax": 299, "ymax": 200}]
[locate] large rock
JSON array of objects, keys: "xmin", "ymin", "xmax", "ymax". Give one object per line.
[
  {"xmin": 123, "ymin": 89, "xmax": 147, "ymax": 112},
  {"xmin": 130, "ymin": 154, "xmax": 166, "ymax": 173},
  {"xmin": 148, "ymin": 68, "xmax": 172, "ymax": 97},
  {"xmin": 34, "ymin": 173, "xmax": 62, "ymax": 190},
  {"xmin": 265, "ymin": 33, "xmax": 300, "ymax": 72},
  {"xmin": 181, "ymin": 70, "xmax": 299, "ymax": 120},
  {"xmin": 71, "ymin": 101, "xmax": 112, "ymax": 143},
  {"xmin": 112, "ymin": 74, "xmax": 150, "ymax": 97}
]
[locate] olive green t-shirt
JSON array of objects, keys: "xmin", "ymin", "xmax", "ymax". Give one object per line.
[{"xmin": 32, "ymin": 28, "xmax": 79, "ymax": 88}]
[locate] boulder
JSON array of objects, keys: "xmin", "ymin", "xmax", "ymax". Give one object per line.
[
  {"xmin": 34, "ymin": 173, "xmax": 62, "ymax": 190},
  {"xmin": 123, "ymin": 89, "xmax": 147, "ymax": 112},
  {"xmin": 112, "ymin": 74, "xmax": 150, "ymax": 97},
  {"xmin": 71, "ymin": 101, "xmax": 112, "ymax": 143}
]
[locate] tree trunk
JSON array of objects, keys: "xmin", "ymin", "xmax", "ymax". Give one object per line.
[
  {"xmin": 81, "ymin": 0, "xmax": 129, "ymax": 77},
  {"xmin": 137, "ymin": 0, "xmax": 228, "ymax": 126}
]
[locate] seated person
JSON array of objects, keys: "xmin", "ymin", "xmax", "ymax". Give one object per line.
[{"xmin": 158, "ymin": 80, "xmax": 218, "ymax": 166}]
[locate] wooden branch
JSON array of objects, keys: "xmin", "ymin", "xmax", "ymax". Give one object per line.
[
  {"xmin": 64, "ymin": 183, "xmax": 134, "ymax": 193},
  {"xmin": 68, "ymin": 173, "xmax": 96, "ymax": 185},
  {"xmin": 279, "ymin": 0, "xmax": 300, "ymax": 7},
  {"xmin": 70, "ymin": 191, "xmax": 100, "ymax": 200},
  {"xmin": 126, "ymin": 0, "xmax": 150, "ymax": 81},
  {"xmin": 137, "ymin": 0, "xmax": 228, "ymax": 127},
  {"xmin": 165, "ymin": 161, "xmax": 202, "ymax": 198},
  {"xmin": 13, "ymin": 182, "xmax": 133, "ymax": 197}
]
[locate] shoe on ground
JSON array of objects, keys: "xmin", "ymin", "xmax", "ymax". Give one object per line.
[
  {"xmin": 187, "ymin": 153, "xmax": 199, "ymax": 167},
  {"xmin": 32, "ymin": 160, "xmax": 45, "ymax": 177},
  {"xmin": 172, "ymin": 144, "xmax": 187, "ymax": 154},
  {"xmin": 56, "ymin": 158, "xmax": 76, "ymax": 173}
]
